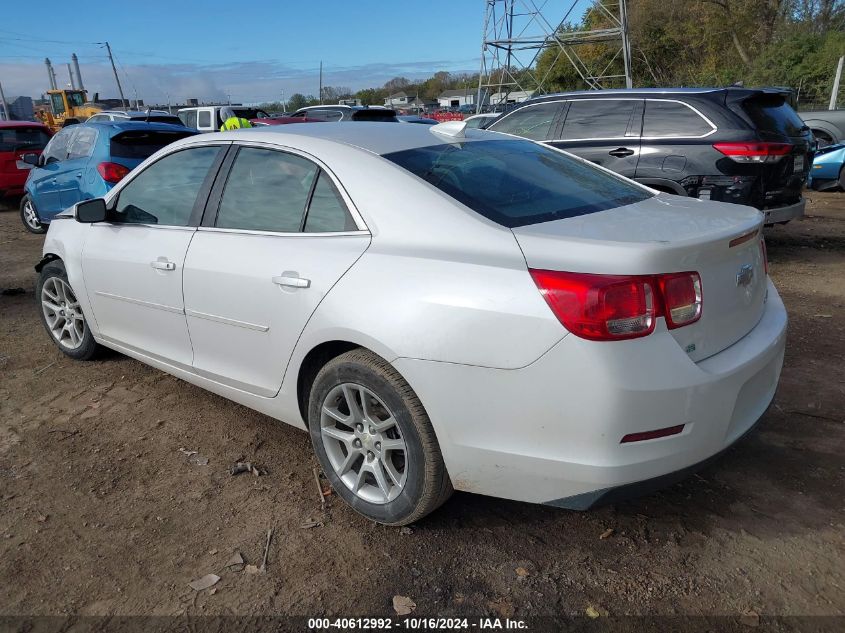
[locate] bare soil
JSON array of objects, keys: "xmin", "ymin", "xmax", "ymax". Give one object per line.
[{"xmin": 0, "ymin": 193, "xmax": 843, "ymax": 621}]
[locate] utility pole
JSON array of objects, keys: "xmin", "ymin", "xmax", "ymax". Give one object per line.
[
  {"xmin": 319, "ymin": 60, "xmax": 323, "ymax": 104},
  {"xmin": 0, "ymin": 81, "xmax": 9, "ymax": 121},
  {"xmin": 101, "ymin": 42, "xmax": 128, "ymax": 109},
  {"xmin": 830, "ymin": 55, "xmax": 844, "ymax": 111}
]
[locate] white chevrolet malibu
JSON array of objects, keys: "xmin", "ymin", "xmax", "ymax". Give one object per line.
[{"xmin": 36, "ymin": 122, "xmax": 786, "ymax": 525}]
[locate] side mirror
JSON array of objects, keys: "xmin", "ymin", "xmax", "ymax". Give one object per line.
[
  {"xmin": 75, "ymin": 198, "xmax": 108, "ymax": 223},
  {"xmin": 22, "ymin": 153, "xmax": 40, "ymax": 166}
]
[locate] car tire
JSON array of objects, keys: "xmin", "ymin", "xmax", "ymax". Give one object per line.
[
  {"xmin": 20, "ymin": 195, "xmax": 46, "ymax": 234},
  {"xmin": 36, "ymin": 260, "xmax": 101, "ymax": 361},
  {"xmin": 839, "ymin": 165, "xmax": 845, "ymax": 192},
  {"xmin": 308, "ymin": 348, "xmax": 452, "ymax": 525}
]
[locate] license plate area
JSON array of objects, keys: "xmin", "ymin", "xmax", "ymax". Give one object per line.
[{"xmin": 793, "ymin": 155, "xmax": 803, "ymax": 173}]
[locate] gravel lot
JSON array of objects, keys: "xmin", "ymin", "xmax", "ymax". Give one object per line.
[{"xmin": 0, "ymin": 193, "xmax": 843, "ymax": 624}]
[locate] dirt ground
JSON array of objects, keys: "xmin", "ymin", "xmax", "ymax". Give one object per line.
[{"xmin": 0, "ymin": 193, "xmax": 843, "ymax": 625}]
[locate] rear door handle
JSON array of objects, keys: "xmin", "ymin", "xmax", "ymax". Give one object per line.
[
  {"xmin": 609, "ymin": 147, "xmax": 635, "ymax": 157},
  {"xmin": 272, "ymin": 275, "xmax": 310, "ymax": 288},
  {"xmin": 150, "ymin": 260, "xmax": 176, "ymax": 271}
]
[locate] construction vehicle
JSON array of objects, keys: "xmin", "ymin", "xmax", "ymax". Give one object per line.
[
  {"xmin": 37, "ymin": 56, "xmax": 103, "ymax": 132},
  {"xmin": 37, "ymin": 89, "xmax": 103, "ymax": 131}
]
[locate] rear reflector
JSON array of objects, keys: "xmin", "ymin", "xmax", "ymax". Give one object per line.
[
  {"xmin": 713, "ymin": 142, "xmax": 792, "ymax": 163},
  {"xmin": 621, "ymin": 424, "xmax": 685, "ymax": 443},
  {"xmin": 760, "ymin": 238, "xmax": 769, "ymax": 275},
  {"xmin": 97, "ymin": 161, "xmax": 130, "ymax": 184},
  {"xmin": 529, "ymin": 269, "xmax": 702, "ymax": 341}
]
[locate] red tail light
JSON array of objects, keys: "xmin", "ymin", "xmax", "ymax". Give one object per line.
[
  {"xmin": 530, "ymin": 270, "xmax": 702, "ymax": 341},
  {"xmin": 713, "ymin": 142, "xmax": 792, "ymax": 163},
  {"xmin": 97, "ymin": 161, "xmax": 130, "ymax": 184},
  {"xmin": 658, "ymin": 272, "xmax": 702, "ymax": 329}
]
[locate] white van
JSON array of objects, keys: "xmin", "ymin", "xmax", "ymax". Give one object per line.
[{"xmin": 177, "ymin": 106, "xmax": 271, "ymax": 132}]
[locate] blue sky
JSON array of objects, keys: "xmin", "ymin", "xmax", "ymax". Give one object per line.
[{"xmin": 0, "ymin": 1, "xmax": 591, "ymax": 105}]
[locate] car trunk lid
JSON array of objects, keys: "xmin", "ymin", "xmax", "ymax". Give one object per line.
[{"xmin": 512, "ymin": 194, "xmax": 767, "ymax": 361}]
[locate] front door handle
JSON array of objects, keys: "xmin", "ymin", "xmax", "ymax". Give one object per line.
[
  {"xmin": 272, "ymin": 275, "xmax": 310, "ymax": 288},
  {"xmin": 150, "ymin": 260, "xmax": 176, "ymax": 271},
  {"xmin": 609, "ymin": 147, "xmax": 635, "ymax": 158}
]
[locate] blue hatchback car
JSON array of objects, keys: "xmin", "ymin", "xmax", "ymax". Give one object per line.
[
  {"xmin": 808, "ymin": 142, "xmax": 845, "ymax": 191},
  {"xmin": 20, "ymin": 121, "xmax": 197, "ymax": 233}
]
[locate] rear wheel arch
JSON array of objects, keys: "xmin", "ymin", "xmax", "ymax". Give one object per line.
[
  {"xmin": 35, "ymin": 253, "xmax": 62, "ymax": 273},
  {"xmin": 296, "ymin": 340, "xmax": 364, "ymax": 423}
]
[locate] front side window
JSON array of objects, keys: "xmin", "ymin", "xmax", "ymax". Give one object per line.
[
  {"xmin": 42, "ymin": 128, "xmax": 74, "ymax": 163},
  {"xmin": 67, "ymin": 127, "xmax": 98, "ymax": 159},
  {"xmin": 561, "ymin": 99, "xmax": 637, "ymax": 140},
  {"xmin": 113, "ymin": 146, "xmax": 221, "ymax": 225},
  {"xmin": 383, "ymin": 139, "xmax": 651, "ymax": 228},
  {"xmin": 643, "ymin": 101, "xmax": 714, "ymax": 137},
  {"xmin": 488, "ymin": 102, "xmax": 562, "ymax": 140},
  {"xmin": 216, "ymin": 147, "xmax": 318, "ymax": 232},
  {"xmin": 198, "ymin": 111, "xmax": 211, "ymax": 128}
]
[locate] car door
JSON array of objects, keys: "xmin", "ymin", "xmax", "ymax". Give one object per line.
[
  {"xmin": 183, "ymin": 145, "xmax": 370, "ymax": 396},
  {"xmin": 635, "ymin": 99, "xmax": 717, "ymax": 189},
  {"xmin": 28, "ymin": 127, "xmax": 76, "ymax": 215},
  {"xmin": 548, "ymin": 98, "xmax": 642, "ymax": 178},
  {"xmin": 56, "ymin": 126, "xmax": 98, "ymax": 209},
  {"xmin": 81, "ymin": 144, "xmax": 227, "ymax": 367}
]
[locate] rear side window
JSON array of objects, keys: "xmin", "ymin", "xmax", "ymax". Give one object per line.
[
  {"xmin": 742, "ymin": 95, "xmax": 805, "ymax": 137},
  {"xmin": 181, "ymin": 111, "xmax": 198, "ymax": 128},
  {"xmin": 303, "ymin": 172, "xmax": 356, "ymax": 232},
  {"xmin": 383, "ymin": 139, "xmax": 651, "ymax": 228},
  {"xmin": 67, "ymin": 127, "xmax": 98, "ymax": 159},
  {"xmin": 198, "ymin": 111, "xmax": 211, "ymax": 128},
  {"xmin": 216, "ymin": 147, "xmax": 318, "ymax": 232},
  {"xmin": 110, "ymin": 131, "xmax": 196, "ymax": 159},
  {"xmin": 489, "ymin": 102, "xmax": 562, "ymax": 140},
  {"xmin": 351, "ymin": 110, "xmax": 398, "ymax": 122},
  {"xmin": 643, "ymin": 100, "xmax": 714, "ymax": 137},
  {"xmin": 307, "ymin": 109, "xmax": 343, "ymax": 122},
  {"xmin": 114, "ymin": 146, "xmax": 220, "ymax": 226},
  {"xmin": 561, "ymin": 99, "xmax": 637, "ymax": 140},
  {"xmin": 0, "ymin": 127, "xmax": 51, "ymax": 152}
]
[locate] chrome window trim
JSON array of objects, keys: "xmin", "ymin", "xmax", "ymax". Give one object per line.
[
  {"xmin": 494, "ymin": 97, "xmax": 718, "ymax": 142},
  {"xmin": 90, "ymin": 223, "xmax": 196, "ymax": 232},
  {"xmin": 225, "ymin": 140, "xmax": 370, "ymax": 232},
  {"xmin": 196, "ymin": 227, "xmax": 369, "ymax": 238}
]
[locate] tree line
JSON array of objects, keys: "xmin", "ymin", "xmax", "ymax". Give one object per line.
[{"xmin": 260, "ymin": 0, "xmax": 843, "ymax": 113}]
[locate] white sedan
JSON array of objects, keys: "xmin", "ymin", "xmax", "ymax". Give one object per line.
[{"xmin": 36, "ymin": 122, "xmax": 787, "ymax": 525}]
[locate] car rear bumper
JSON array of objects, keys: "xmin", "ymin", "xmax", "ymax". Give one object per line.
[
  {"xmin": 0, "ymin": 171, "xmax": 28, "ymax": 194},
  {"xmin": 393, "ymin": 278, "xmax": 787, "ymax": 507},
  {"xmin": 763, "ymin": 198, "xmax": 805, "ymax": 224}
]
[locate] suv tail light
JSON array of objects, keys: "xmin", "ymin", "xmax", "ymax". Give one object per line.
[
  {"xmin": 713, "ymin": 142, "xmax": 792, "ymax": 163},
  {"xmin": 529, "ymin": 270, "xmax": 702, "ymax": 341},
  {"xmin": 97, "ymin": 161, "xmax": 130, "ymax": 184}
]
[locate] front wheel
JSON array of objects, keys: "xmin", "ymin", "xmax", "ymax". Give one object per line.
[
  {"xmin": 20, "ymin": 195, "xmax": 46, "ymax": 234},
  {"xmin": 36, "ymin": 260, "xmax": 101, "ymax": 360},
  {"xmin": 308, "ymin": 349, "xmax": 452, "ymax": 525}
]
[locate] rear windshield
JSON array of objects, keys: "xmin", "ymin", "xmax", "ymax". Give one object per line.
[
  {"xmin": 742, "ymin": 96, "xmax": 806, "ymax": 137},
  {"xmin": 110, "ymin": 131, "xmax": 195, "ymax": 159},
  {"xmin": 0, "ymin": 127, "xmax": 51, "ymax": 152},
  {"xmin": 383, "ymin": 139, "xmax": 651, "ymax": 228},
  {"xmin": 351, "ymin": 110, "xmax": 398, "ymax": 122}
]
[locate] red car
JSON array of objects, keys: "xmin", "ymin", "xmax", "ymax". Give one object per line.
[{"xmin": 0, "ymin": 121, "xmax": 52, "ymax": 199}]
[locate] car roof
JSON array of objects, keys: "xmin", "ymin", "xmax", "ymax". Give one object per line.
[
  {"xmin": 0, "ymin": 120, "xmax": 49, "ymax": 128},
  {"xmin": 177, "ymin": 121, "xmax": 503, "ymax": 156},
  {"xmin": 526, "ymin": 86, "xmax": 792, "ymax": 102},
  {"xmin": 82, "ymin": 121, "xmax": 197, "ymax": 135},
  {"xmin": 99, "ymin": 110, "xmax": 173, "ymax": 117}
]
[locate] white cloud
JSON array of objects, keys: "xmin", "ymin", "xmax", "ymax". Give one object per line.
[{"xmin": 0, "ymin": 58, "xmax": 477, "ymax": 106}]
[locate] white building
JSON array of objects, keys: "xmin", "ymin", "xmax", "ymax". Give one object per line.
[
  {"xmin": 437, "ymin": 89, "xmax": 480, "ymax": 109},
  {"xmin": 489, "ymin": 90, "xmax": 534, "ymax": 105},
  {"xmin": 384, "ymin": 92, "xmax": 412, "ymax": 107}
]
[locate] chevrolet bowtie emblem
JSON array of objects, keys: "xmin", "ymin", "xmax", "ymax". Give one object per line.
[{"xmin": 736, "ymin": 264, "xmax": 754, "ymax": 287}]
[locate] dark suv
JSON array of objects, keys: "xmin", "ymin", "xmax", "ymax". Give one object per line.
[{"xmin": 486, "ymin": 88, "xmax": 813, "ymax": 224}]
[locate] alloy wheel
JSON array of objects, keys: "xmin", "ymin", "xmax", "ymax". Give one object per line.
[
  {"xmin": 23, "ymin": 199, "xmax": 42, "ymax": 231},
  {"xmin": 320, "ymin": 383, "xmax": 408, "ymax": 504},
  {"xmin": 41, "ymin": 277, "xmax": 85, "ymax": 350}
]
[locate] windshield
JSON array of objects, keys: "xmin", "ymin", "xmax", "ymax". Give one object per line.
[
  {"xmin": 382, "ymin": 139, "xmax": 651, "ymax": 228},
  {"xmin": 0, "ymin": 127, "xmax": 52, "ymax": 152},
  {"xmin": 110, "ymin": 130, "xmax": 196, "ymax": 159}
]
